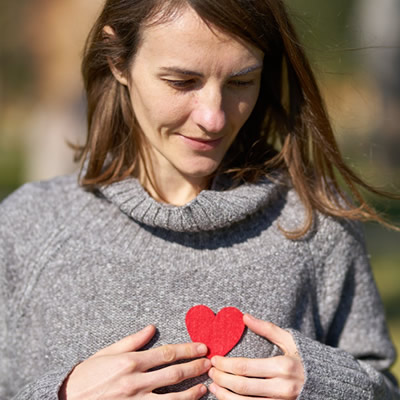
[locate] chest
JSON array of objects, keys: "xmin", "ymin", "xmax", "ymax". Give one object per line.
[{"xmin": 9, "ymin": 223, "xmax": 318, "ymax": 380}]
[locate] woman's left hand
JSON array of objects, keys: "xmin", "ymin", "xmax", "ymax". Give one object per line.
[{"xmin": 208, "ymin": 314, "xmax": 304, "ymax": 400}]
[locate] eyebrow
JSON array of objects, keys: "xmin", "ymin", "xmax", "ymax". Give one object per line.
[
  {"xmin": 159, "ymin": 67, "xmax": 203, "ymax": 77},
  {"xmin": 159, "ymin": 64, "xmax": 263, "ymax": 78},
  {"xmin": 230, "ymin": 64, "xmax": 263, "ymax": 77}
]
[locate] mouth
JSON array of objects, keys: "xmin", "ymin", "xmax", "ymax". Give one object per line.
[{"xmin": 178, "ymin": 134, "xmax": 224, "ymax": 151}]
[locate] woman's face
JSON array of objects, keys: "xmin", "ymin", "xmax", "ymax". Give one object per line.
[{"xmin": 117, "ymin": 7, "xmax": 264, "ymax": 187}]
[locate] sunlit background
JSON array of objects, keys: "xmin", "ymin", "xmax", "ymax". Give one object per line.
[{"xmin": 1, "ymin": 0, "xmax": 399, "ymax": 380}]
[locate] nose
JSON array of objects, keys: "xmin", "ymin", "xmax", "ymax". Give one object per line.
[{"xmin": 191, "ymin": 87, "xmax": 226, "ymax": 133}]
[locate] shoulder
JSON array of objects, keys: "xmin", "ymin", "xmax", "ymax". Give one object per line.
[
  {"xmin": 279, "ymin": 186, "xmax": 367, "ymax": 264},
  {"xmin": 0, "ymin": 175, "xmax": 100, "ymax": 260},
  {"xmin": 278, "ymin": 188, "xmax": 375, "ymax": 317},
  {"xmin": 1, "ymin": 174, "xmax": 84, "ymax": 212},
  {"xmin": 0, "ymin": 174, "xmax": 99, "ymax": 221}
]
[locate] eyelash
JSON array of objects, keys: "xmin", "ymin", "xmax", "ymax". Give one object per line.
[
  {"xmin": 164, "ymin": 79, "xmax": 255, "ymax": 91},
  {"xmin": 229, "ymin": 79, "xmax": 255, "ymax": 87},
  {"xmin": 165, "ymin": 79, "xmax": 196, "ymax": 90}
]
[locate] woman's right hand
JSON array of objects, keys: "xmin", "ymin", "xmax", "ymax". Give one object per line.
[{"xmin": 59, "ymin": 325, "xmax": 210, "ymax": 400}]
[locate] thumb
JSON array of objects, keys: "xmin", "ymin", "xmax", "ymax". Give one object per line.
[
  {"xmin": 95, "ymin": 325, "xmax": 156, "ymax": 357},
  {"xmin": 243, "ymin": 314, "xmax": 298, "ymax": 357}
]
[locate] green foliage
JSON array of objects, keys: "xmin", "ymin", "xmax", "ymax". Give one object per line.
[
  {"xmin": 372, "ymin": 249, "xmax": 400, "ymax": 380},
  {"xmin": 287, "ymin": 0, "xmax": 358, "ymax": 72},
  {"xmin": 0, "ymin": 146, "xmax": 25, "ymax": 201}
]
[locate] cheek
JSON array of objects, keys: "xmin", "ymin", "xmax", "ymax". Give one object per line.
[
  {"xmin": 130, "ymin": 89, "xmax": 186, "ymax": 134},
  {"xmin": 235, "ymin": 98, "xmax": 257, "ymax": 126},
  {"xmin": 238, "ymin": 100, "xmax": 254, "ymax": 118},
  {"xmin": 233, "ymin": 86, "xmax": 261, "ymax": 124},
  {"xmin": 157, "ymin": 100, "xmax": 191, "ymax": 128},
  {"xmin": 137, "ymin": 95, "xmax": 190, "ymax": 132}
]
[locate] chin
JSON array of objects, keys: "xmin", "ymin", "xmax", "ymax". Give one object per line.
[{"xmin": 180, "ymin": 160, "xmax": 221, "ymax": 180}]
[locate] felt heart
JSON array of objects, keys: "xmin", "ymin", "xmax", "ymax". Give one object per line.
[{"xmin": 185, "ymin": 305, "xmax": 245, "ymax": 358}]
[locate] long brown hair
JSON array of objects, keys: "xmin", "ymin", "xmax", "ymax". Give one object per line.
[{"xmin": 77, "ymin": 0, "xmax": 398, "ymax": 238}]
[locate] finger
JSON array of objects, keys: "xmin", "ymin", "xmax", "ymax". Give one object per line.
[
  {"xmin": 211, "ymin": 355, "xmax": 291, "ymax": 378},
  {"xmin": 243, "ymin": 314, "xmax": 297, "ymax": 356},
  {"xmin": 145, "ymin": 358, "xmax": 211, "ymax": 390},
  {"xmin": 209, "ymin": 382, "xmax": 268, "ymax": 400},
  {"xmin": 95, "ymin": 325, "xmax": 156, "ymax": 356},
  {"xmin": 208, "ymin": 379, "xmax": 298, "ymax": 400},
  {"xmin": 136, "ymin": 342, "xmax": 208, "ymax": 371},
  {"xmin": 209, "ymin": 367, "xmax": 300, "ymax": 398},
  {"xmin": 154, "ymin": 383, "xmax": 207, "ymax": 400},
  {"xmin": 209, "ymin": 367, "xmax": 267, "ymax": 396}
]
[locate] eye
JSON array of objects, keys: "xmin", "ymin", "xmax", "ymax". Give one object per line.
[
  {"xmin": 228, "ymin": 79, "xmax": 256, "ymax": 88},
  {"xmin": 164, "ymin": 79, "xmax": 197, "ymax": 90}
]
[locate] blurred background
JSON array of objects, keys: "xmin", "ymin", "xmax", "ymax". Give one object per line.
[{"xmin": 0, "ymin": 0, "xmax": 399, "ymax": 379}]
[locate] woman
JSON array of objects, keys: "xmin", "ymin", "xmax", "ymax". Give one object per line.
[{"xmin": 1, "ymin": 0, "xmax": 399, "ymax": 399}]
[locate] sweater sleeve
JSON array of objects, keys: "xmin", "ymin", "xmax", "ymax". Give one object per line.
[
  {"xmin": 291, "ymin": 218, "xmax": 400, "ymax": 400},
  {"xmin": 9, "ymin": 370, "xmax": 74, "ymax": 400},
  {"xmin": 0, "ymin": 182, "xmax": 76, "ymax": 400}
]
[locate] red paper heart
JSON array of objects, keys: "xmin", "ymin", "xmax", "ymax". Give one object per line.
[{"xmin": 185, "ymin": 305, "xmax": 245, "ymax": 358}]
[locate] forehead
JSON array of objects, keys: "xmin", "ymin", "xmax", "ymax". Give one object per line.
[{"xmin": 135, "ymin": 6, "xmax": 264, "ymax": 71}]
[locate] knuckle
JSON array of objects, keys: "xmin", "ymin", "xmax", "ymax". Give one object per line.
[
  {"xmin": 161, "ymin": 345, "xmax": 176, "ymax": 363},
  {"xmin": 287, "ymin": 359, "xmax": 298, "ymax": 376},
  {"xmin": 189, "ymin": 385, "xmax": 203, "ymax": 400},
  {"xmin": 186, "ymin": 343, "xmax": 197, "ymax": 358},
  {"xmin": 276, "ymin": 357, "xmax": 288, "ymax": 376},
  {"xmin": 200, "ymin": 360, "xmax": 210, "ymax": 375},
  {"xmin": 119, "ymin": 354, "xmax": 139, "ymax": 373},
  {"xmin": 282, "ymin": 381, "xmax": 299, "ymax": 398},
  {"xmin": 180, "ymin": 343, "xmax": 194, "ymax": 359},
  {"xmin": 127, "ymin": 355, "xmax": 139, "ymax": 372},
  {"xmin": 191, "ymin": 360, "xmax": 204, "ymax": 376},
  {"xmin": 166, "ymin": 366, "xmax": 184, "ymax": 384},
  {"xmin": 232, "ymin": 377, "xmax": 248, "ymax": 394},
  {"xmin": 118, "ymin": 375, "xmax": 139, "ymax": 396},
  {"xmin": 168, "ymin": 385, "xmax": 200, "ymax": 400},
  {"xmin": 282, "ymin": 357, "xmax": 297, "ymax": 377},
  {"xmin": 232, "ymin": 359, "xmax": 248, "ymax": 376}
]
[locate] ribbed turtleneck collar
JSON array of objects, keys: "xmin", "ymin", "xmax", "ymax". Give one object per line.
[{"xmin": 100, "ymin": 175, "xmax": 285, "ymax": 232}]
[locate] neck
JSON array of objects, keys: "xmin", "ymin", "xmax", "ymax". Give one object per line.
[{"xmin": 136, "ymin": 158, "xmax": 210, "ymax": 206}]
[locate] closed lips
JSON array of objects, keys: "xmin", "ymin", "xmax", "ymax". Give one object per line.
[
  {"xmin": 177, "ymin": 134, "xmax": 224, "ymax": 151},
  {"xmin": 180, "ymin": 135, "xmax": 222, "ymax": 142},
  {"xmin": 181, "ymin": 135, "xmax": 222, "ymax": 143}
]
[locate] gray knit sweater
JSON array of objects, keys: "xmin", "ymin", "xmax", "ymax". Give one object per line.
[{"xmin": 0, "ymin": 174, "xmax": 399, "ymax": 400}]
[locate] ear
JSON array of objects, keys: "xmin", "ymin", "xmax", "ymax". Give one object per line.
[{"xmin": 103, "ymin": 25, "xmax": 129, "ymax": 86}]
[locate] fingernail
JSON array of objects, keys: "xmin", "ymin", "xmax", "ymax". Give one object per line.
[
  {"xmin": 209, "ymin": 383, "xmax": 216, "ymax": 394},
  {"xmin": 143, "ymin": 325, "xmax": 154, "ymax": 333},
  {"xmin": 208, "ymin": 367, "xmax": 214, "ymax": 378},
  {"xmin": 210, "ymin": 356, "xmax": 218, "ymax": 366},
  {"xmin": 197, "ymin": 343, "xmax": 207, "ymax": 354},
  {"xmin": 245, "ymin": 313, "xmax": 256, "ymax": 320},
  {"xmin": 203, "ymin": 359, "xmax": 211, "ymax": 369},
  {"xmin": 199, "ymin": 385, "xmax": 207, "ymax": 395}
]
